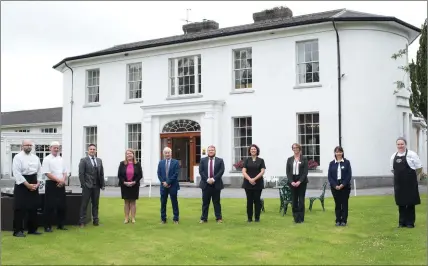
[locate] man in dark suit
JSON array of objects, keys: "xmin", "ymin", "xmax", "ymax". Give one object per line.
[
  {"xmin": 198, "ymin": 145, "xmax": 225, "ymax": 223},
  {"xmin": 157, "ymin": 147, "xmax": 180, "ymax": 224},
  {"xmin": 78, "ymin": 144, "xmax": 105, "ymax": 228}
]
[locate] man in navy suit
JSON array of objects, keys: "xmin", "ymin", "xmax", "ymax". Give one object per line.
[
  {"xmin": 198, "ymin": 145, "xmax": 225, "ymax": 223},
  {"xmin": 157, "ymin": 147, "xmax": 180, "ymax": 224}
]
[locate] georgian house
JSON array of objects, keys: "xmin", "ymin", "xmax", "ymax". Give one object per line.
[{"xmin": 53, "ymin": 7, "xmax": 426, "ymax": 188}]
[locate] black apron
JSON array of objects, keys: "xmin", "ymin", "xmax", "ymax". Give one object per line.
[
  {"xmin": 393, "ymin": 150, "xmax": 421, "ymax": 206},
  {"xmin": 13, "ymin": 174, "xmax": 40, "ymax": 210},
  {"xmin": 45, "ymin": 180, "xmax": 66, "ymax": 209}
]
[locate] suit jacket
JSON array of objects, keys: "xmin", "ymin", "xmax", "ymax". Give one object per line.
[
  {"xmin": 78, "ymin": 156, "xmax": 105, "ymax": 189},
  {"xmin": 328, "ymin": 159, "xmax": 352, "ymax": 188},
  {"xmin": 117, "ymin": 161, "xmax": 143, "ymax": 186},
  {"xmin": 286, "ymin": 155, "xmax": 309, "ymax": 183},
  {"xmin": 199, "ymin": 156, "xmax": 225, "ymax": 190},
  {"xmin": 157, "ymin": 158, "xmax": 180, "ymax": 191}
]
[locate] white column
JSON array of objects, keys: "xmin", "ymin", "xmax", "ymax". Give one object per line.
[
  {"xmin": 4, "ymin": 138, "xmax": 10, "ymax": 178},
  {"xmin": 200, "ymin": 112, "xmax": 214, "ymax": 153},
  {"xmin": 151, "ymin": 116, "xmax": 160, "ymax": 184},
  {"xmin": 408, "ymin": 113, "xmax": 412, "ymax": 148},
  {"xmin": 142, "ymin": 115, "xmax": 153, "ymax": 184}
]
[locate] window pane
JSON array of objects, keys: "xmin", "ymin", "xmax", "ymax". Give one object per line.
[
  {"xmin": 297, "ymin": 43, "xmax": 304, "ymax": 63},
  {"xmin": 313, "ymin": 72, "xmax": 320, "ymax": 82}
]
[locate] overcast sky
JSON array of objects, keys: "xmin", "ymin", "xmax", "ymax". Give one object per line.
[{"xmin": 1, "ymin": 1, "xmax": 426, "ymax": 112}]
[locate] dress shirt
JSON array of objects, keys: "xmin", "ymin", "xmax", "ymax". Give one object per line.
[
  {"xmin": 12, "ymin": 151, "xmax": 43, "ymax": 185},
  {"xmin": 292, "ymin": 158, "xmax": 300, "ymax": 175},
  {"xmin": 89, "ymin": 156, "xmax": 97, "ymax": 167},
  {"xmin": 207, "ymin": 157, "xmax": 216, "ymax": 182},
  {"xmin": 335, "ymin": 159, "xmax": 344, "ymax": 180},
  {"xmin": 42, "ymin": 154, "xmax": 67, "ymax": 181},
  {"xmin": 390, "ymin": 149, "xmax": 423, "ymax": 171}
]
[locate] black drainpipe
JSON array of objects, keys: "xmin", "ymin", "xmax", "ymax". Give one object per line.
[
  {"xmin": 332, "ymin": 19, "xmax": 342, "ymax": 147},
  {"xmin": 64, "ymin": 62, "xmax": 74, "ymax": 186}
]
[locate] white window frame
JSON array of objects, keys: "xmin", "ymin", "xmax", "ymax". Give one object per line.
[
  {"xmin": 83, "ymin": 126, "xmax": 97, "ymax": 156},
  {"xmin": 232, "ymin": 116, "xmax": 252, "ymax": 169},
  {"xmin": 126, "ymin": 123, "xmax": 142, "ymax": 163},
  {"xmin": 127, "ymin": 63, "xmax": 142, "ymax": 100},
  {"xmin": 297, "ymin": 112, "xmax": 320, "ymax": 165},
  {"xmin": 296, "ymin": 39, "xmax": 320, "ymax": 85},
  {"xmin": 168, "ymin": 55, "xmax": 201, "ymax": 97},
  {"xmin": 41, "ymin": 128, "xmax": 57, "ymax": 133},
  {"xmin": 233, "ymin": 47, "xmax": 253, "ymax": 90},
  {"xmin": 86, "ymin": 69, "xmax": 100, "ymax": 104}
]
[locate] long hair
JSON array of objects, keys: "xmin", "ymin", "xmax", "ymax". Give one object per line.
[
  {"xmin": 334, "ymin": 146, "xmax": 344, "ymax": 159},
  {"xmin": 248, "ymin": 144, "xmax": 260, "ymax": 156},
  {"xmin": 124, "ymin": 149, "xmax": 137, "ymax": 165}
]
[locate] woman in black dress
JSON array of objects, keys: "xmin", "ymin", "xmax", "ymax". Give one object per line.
[
  {"xmin": 242, "ymin": 144, "xmax": 266, "ymax": 222},
  {"xmin": 286, "ymin": 143, "xmax": 308, "ymax": 223},
  {"xmin": 117, "ymin": 149, "xmax": 143, "ymax": 224},
  {"xmin": 390, "ymin": 137, "xmax": 423, "ymax": 228}
]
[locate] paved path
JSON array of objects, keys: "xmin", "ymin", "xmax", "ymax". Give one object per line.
[{"xmin": 65, "ymin": 185, "xmax": 427, "ymax": 199}]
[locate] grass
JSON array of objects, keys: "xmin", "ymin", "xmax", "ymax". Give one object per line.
[{"xmin": 1, "ymin": 194, "xmax": 427, "ymax": 265}]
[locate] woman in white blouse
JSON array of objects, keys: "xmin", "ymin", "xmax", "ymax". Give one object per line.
[{"xmin": 390, "ymin": 137, "xmax": 423, "ymax": 228}]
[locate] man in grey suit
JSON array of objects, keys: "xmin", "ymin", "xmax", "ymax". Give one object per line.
[{"xmin": 78, "ymin": 144, "xmax": 105, "ymax": 228}]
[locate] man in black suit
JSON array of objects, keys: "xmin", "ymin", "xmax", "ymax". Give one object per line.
[
  {"xmin": 198, "ymin": 145, "xmax": 225, "ymax": 223},
  {"xmin": 78, "ymin": 144, "xmax": 105, "ymax": 228}
]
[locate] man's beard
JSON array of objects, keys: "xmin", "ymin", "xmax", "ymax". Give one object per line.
[{"xmin": 24, "ymin": 149, "xmax": 31, "ymax": 154}]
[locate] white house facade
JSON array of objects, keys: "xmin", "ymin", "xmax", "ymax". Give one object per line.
[
  {"xmin": 0, "ymin": 108, "xmax": 63, "ymax": 182},
  {"xmin": 53, "ymin": 8, "xmax": 425, "ymax": 188}
]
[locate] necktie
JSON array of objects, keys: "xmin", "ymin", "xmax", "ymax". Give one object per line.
[
  {"xmin": 209, "ymin": 158, "xmax": 213, "ymax": 178},
  {"xmin": 92, "ymin": 157, "xmax": 97, "ymax": 167},
  {"xmin": 166, "ymin": 160, "xmax": 169, "ymax": 177}
]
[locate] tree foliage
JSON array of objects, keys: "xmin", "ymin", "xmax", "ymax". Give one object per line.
[{"xmin": 392, "ymin": 20, "xmax": 427, "ymax": 123}]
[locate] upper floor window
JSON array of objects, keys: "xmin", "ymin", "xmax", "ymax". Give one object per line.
[
  {"xmin": 15, "ymin": 129, "xmax": 30, "ymax": 133},
  {"xmin": 41, "ymin": 128, "xmax": 57, "ymax": 133},
  {"xmin": 297, "ymin": 113, "xmax": 320, "ymax": 165},
  {"xmin": 127, "ymin": 63, "xmax": 142, "ymax": 100},
  {"xmin": 86, "ymin": 69, "xmax": 100, "ymax": 103},
  {"xmin": 297, "ymin": 40, "xmax": 319, "ymax": 84},
  {"xmin": 233, "ymin": 48, "xmax": 252, "ymax": 89},
  {"xmin": 169, "ymin": 55, "xmax": 201, "ymax": 96}
]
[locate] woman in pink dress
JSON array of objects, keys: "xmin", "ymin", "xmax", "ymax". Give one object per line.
[{"xmin": 117, "ymin": 149, "xmax": 143, "ymax": 223}]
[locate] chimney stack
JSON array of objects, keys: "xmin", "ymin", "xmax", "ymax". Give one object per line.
[
  {"xmin": 183, "ymin": 20, "xmax": 219, "ymax": 34},
  {"xmin": 253, "ymin": 6, "xmax": 293, "ymax": 23}
]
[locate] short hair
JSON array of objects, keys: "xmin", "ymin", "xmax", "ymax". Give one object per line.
[
  {"xmin": 88, "ymin": 144, "xmax": 96, "ymax": 149},
  {"xmin": 50, "ymin": 141, "xmax": 60, "ymax": 147},
  {"xmin": 396, "ymin": 137, "xmax": 407, "ymax": 145},
  {"xmin": 163, "ymin": 147, "xmax": 172, "ymax": 154},
  {"xmin": 334, "ymin": 146, "xmax": 344, "ymax": 159},
  {"xmin": 291, "ymin": 143, "xmax": 301, "ymax": 150},
  {"xmin": 248, "ymin": 144, "xmax": 260, "ymax": 156},
  {"xmin": 124, "ymin": 148, "xmax": 137, "ymax": 165},
  {"xmin": 207, "ymin": 145, "xmax": 216, "ymax": 150}
]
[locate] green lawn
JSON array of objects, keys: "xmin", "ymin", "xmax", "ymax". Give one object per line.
[{"xmin": 1, "ymin": 194, "xmax": 427, "ymax": 265}]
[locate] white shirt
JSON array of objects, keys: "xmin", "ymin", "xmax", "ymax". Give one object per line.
[
  {"xmin": 335, "ymin": 159, "xmax": 344, "ymax": 180},
  {"xmin": 390, "ymin": 149, "xmax": 423, "ymax": 171},
  {"xmin": 12, "ymin": 151, "xmax": 43, "ymax": 185},
  {"xmin": 88, "ymin": 156, "xmax": 98, "ymax": 167},
  {"xmin": 42, "ymin": 154, "xmax": 67, "ymax": 181},
  {"xmin": 207, "ymin": 157, "xmax": 216, "ymax": 182},
  {"xmin": 292, "ymin": 159, "xmax": 300, "ymax": 175}
]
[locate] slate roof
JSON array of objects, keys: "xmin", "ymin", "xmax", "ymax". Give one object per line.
[
  {"xmin": 53, "ymin": 8, "xmax": 421, "ymax": 69},
  {"xmin": 1, "ymin": 107, "xmax": 62, "ymax": 126}
]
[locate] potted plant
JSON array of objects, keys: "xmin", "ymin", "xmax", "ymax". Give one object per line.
[
  {"xmin": 233, "ymin": 160, "xmax": 244, "ymax": 171},
  {"xmin": 308, "ymin": 159, "xmax": 319, "ymax": 170}
]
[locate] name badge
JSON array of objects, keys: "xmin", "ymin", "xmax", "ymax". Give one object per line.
[
  {"xmin": 341, "ymin": 166, "xmax": 345, "ymax": 169},
  {"xmin": 396, "ymin": 158, "xmax": 402, "ymax": 163},
  {"xmin": 298, "ymin": 162, "xmax": 301, "ymax": 164}
]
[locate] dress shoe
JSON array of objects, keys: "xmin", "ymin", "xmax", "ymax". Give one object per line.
[
  {"xmin": 398, "ymin": 224, "xmax": 405, "ymax": 228},
  {"xmin": 340, "ymin": 222, "xmax": 347, "ymax": 226},
  {"xmin": 57, "ymin": 227, "xmax": 68, "ymax": 230},
  {"xmin": 173, "ymin": 221, "xmax": 179, "ymax": 224},
  {"xmin": 13, "ymin": 231, "xmax": 26, "ymax": 237},
  {"xmin": 28, "ymin": 231, "xmax": 42, "ymax": 235},
  {"xmin": 199, "ymin": 220, "xmax": 207, "ymax": 224},
  {"xmin": 93, "ymin": 221, "xmax": 99, "ymax": 226},
  {"xmin": 254, "ymin": 219, "xmax": 260, "ymax": 223},
  {"xmin": 44, "ymin": 227, "xmax": 53, "ymax": 233},
  {"xmin": 247, "ymin": 219, "xmax": 253, "ymax": 223},
  {"xmin": 217, "ymin": 219, "xmax": 223, "ymax": 224},
  {"xmin": 335, "ymin": 222, "xmax": 341, "ymax": 226},
  {"xmin": 406, "ymin": 224, "xmax": 415, "ymax": 228},
  {"xmin": 160, "ymin": 221, "xmax": 167, "ymax": 224}
]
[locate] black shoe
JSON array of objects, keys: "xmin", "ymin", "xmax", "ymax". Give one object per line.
[
  {"xmin": 255, "ymin": 219, "xmax": 260, "ymax": 223},
  {"xmin": 93, "ymin": 221, "xmax": 99, "ymax": 226},
  {"xmin": 406, "ymin": 224, "xmax": 415, "ymax": 228},
  {"xmin": 160, "ymin": 220, "xmax": 167, "ymax": 224},
  {"xmin": 44, "ymin": 227, "xmax": 53, "ymax": 233},
  {"xmin": 28, "ymin": 231, "xmax": 42, "ymax": 235},
  {"xmin": 13, "ymin": 231, "xmax": 26, "ymax": 237},
  {"xmin": 335, "ymin": 222, "xmax": 341, "ymax": 226},
  {"xmin": 57, "ymin": 227, "xmax": 68, "ymax": 230},
  {"xmin": 340, "ymin": 222, "xmax": 347, "ymax": 226},
  {"xmin": 398, "ymin": 224, "xmax": 405, "ymax": 228},
  {"xmin": 247, "ymin": 219, "xmax": 253, "ymax": 223}
]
